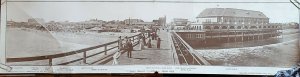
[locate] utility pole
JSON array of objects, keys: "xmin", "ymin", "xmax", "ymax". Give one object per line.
[{"xmin": 129, "ymin": 17, "xmax": 131, "ymax": 32}]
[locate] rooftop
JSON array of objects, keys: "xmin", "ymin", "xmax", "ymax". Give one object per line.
[{"xmin": 197, "ymin": 8, "xmax": 268, "ymax": 18}]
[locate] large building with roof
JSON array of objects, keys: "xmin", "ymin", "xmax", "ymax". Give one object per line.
[{"xmin": 176, "ymin": 8, "xmax": 282, "ymax": 47}]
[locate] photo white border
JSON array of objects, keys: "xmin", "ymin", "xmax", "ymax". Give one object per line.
[
  {"xmin": 0, "ymin": 0, "xmax": 8, "ymax": 72},
  {"xmin": 0, "ymin": 65, "xmax": 292, "ymax": 75},
  {"xmin": 0, "ymin": 0, "xmax": 298, "ymax": 75}
]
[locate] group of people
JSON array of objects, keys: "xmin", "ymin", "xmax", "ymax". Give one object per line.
[
  {"xmin": 141, "ymin": 29, "xmax": 161, "ymax": 49},
  {"xmin": 117, "ymin": 28, "xmax": 161, "ymax": 58},
  {"xmin": 113, "ymin": 29, "xmax": 161, "ymax": 65},
  {"xmin": 118, "ymin": 36, "xmax": 133, "ymax": 58}
]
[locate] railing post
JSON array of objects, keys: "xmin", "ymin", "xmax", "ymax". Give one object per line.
[
  {"xmin": 83, "ymin": 51, "xmax": 87, "ymax": 64},
  {"xmin": 137, "ymin": 35, "xmax": 140, "ymax": 44},
  {"xmin": 49, "ymin": 58, "xmax": 52, "ymax": 66},
  {"xmin": 118, "ymin": 40, "xmax": 120, "ymax": 49},
  {"xmin": 104, "ymin": 45, "xmax": 107, "ymax": 55},
  {"xmin": 193, "ymin": 57, "xmax": 195, "ymax": 64}
]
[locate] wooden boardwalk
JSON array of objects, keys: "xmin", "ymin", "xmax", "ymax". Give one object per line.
[{"xmin": 106, "ymin": 30, "xmax": 178, "ymax": 65}]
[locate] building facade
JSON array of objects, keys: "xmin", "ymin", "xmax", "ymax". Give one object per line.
[{"xmin": 176, "ymin": 8, "xmax": 282, "ymax": 47}]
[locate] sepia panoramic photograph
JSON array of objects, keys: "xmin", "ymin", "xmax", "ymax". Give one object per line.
[{"xmin": 4, "ymin": 0, "xmax": 300, "ymax": 67}]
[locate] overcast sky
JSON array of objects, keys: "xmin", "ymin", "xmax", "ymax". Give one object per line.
[{"xmin": 6, "ymin": 0, "xmax": 299, "ymax": 23}]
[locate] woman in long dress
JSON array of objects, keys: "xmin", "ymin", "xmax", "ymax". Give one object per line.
[{"xmin": 138, "ymin": 35, "xmax": 144, "ymax": 50}]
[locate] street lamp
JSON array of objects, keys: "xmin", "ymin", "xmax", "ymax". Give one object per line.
[{"xmin": 290, "ymin": 0, "xmax": 300, "ymax": 30}]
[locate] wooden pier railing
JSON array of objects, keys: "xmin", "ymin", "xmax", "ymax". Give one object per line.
[
  {"xmin": 7, "ymin": 33, "xmax": 143, "ymax": 65},
  {"xmin": 172, "ymin": 31, "xmax": 211, "ymax": 65}
]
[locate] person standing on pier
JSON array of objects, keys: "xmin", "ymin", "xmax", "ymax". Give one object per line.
[
  {"xmin": 142, "ymin": 34, "xmax": 146, "ymax": 46},
  {"xmin": 157, "ymin": 37, "xmax": 161, "ymax": 49},
  {"xmin": 147, "ymin": 38, "xmax": 152, "ymax": 48},
  {"xmin": 151, "ymin": 32, "xmax": 155, "ymax": 40},
  {"xmin": 148, "ymin": 31, "xmax": 151, "ymax": 38},
  {"xmin": 118, "ymin": 36, "xmax": 123, "ymax": 50},
  {"xmin": 126, "ymin": 37, "xmax": 133, "ymax": 58},
  {"xmin": 154, "ymin": 32, "xmax": 157, "ymax": 40}
]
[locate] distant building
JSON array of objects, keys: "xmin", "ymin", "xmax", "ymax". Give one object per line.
[
  {"xmin": 45, "ymin": 19, "xmax": 104, "ymax": 32},
  {"xmin": 106, "ymin": 20, "xmax": 123, "ymax": 25},
  {"xmin": 171, "ymin": 18, "xmax": 189, "ymax": 30},
  {"xmin": 152, "ymin": 16, "xmax": 167, "ymax": 26},
  {"xmin": 7, "ymin": 21, "xmax": 15, "ymax": 27},
  {"xmin": 7, "ymin": 20, "xmax": 27, "ymax": 28},
  {"xmin": 28, "ymin": 18, "xmax": 45, "ymax": 27},
  {"xmin": 124, "ymin": 19, "xmax": 144, "ymax": 25},
  {"xmin": 135, "ymin": 22, "xmax": 155, "ymax": 26},
  {"xmin": 286, "ymin": 22, "xmax": 299, "ymax": 29},
  {"xmin": 83, "ymin": 19, "xmax": 104, "ymax": 28},
  {"xmin": 159, "ymin": 16, "xmax": 167, "ymax": 26},
  {"xmin": 153, "ymin": 20, "xmax": 160, "ymax": 26}
]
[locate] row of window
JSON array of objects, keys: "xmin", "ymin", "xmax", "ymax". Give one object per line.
[
  {"xmin": 189, "ymin": 26, "xmax": 202, "ymax": 30},
  {"xmin": 219, "ymin": 17, "xmax": 268, "ymax": 24},
  {"xmin": 201, "ymin": 18, "xmax": 268, "ymax": 24},
  {"xmin": 205, "ymin": 31, "xmax": 278, "ymax": 36},
  {"xmin": 186, "ymin": 34, "xmax": 205, "ymax": 38},
  {"xmin": 204, "ymin": 25, "xmax": 279, "ymax": 29}
]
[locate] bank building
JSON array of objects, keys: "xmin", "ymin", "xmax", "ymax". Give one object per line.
[{"xmin": 175, "ymin": 8, "xmax": 282, "ymax": 47}]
